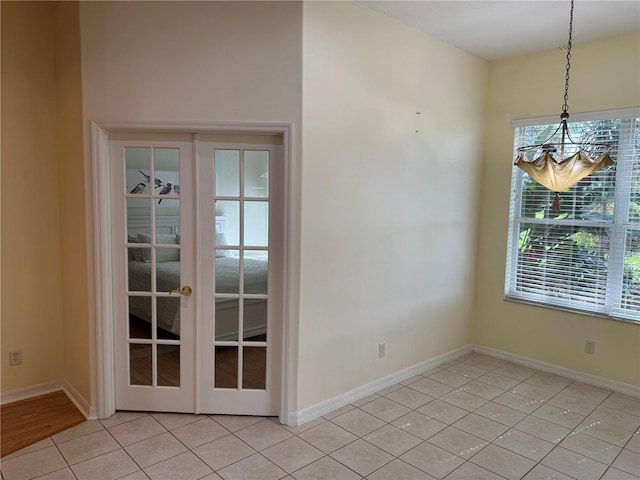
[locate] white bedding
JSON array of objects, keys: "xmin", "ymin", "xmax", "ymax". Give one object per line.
[{"xmin": 128, "ymin": 256, "xmax": 268, "ymax": 335}]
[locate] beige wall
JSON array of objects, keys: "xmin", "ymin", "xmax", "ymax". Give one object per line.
[
  {"xmin": 4, "ymin": 1, "xmax": 637, "ymax": 415},
  {"xmin": 79, "ymin": 1, "xmax": 302, "ymax": 123},
  {"xmin": 299, "ymin": 2, "xmax": 488, "ymax": 410},
  {"xmin": 475, "ymin": 32, "xmax": 640, "ymax": 386},
  {"xmin": 56, "ymin": 2, "xmax": 91, "ymax": 402},
  {"xmin": 78, "ymin": 0, "xmax": 303, "ymax": 409},
  {"xmin": 1, "ymin": 1, "xmax": 65, "ymax": 391}
]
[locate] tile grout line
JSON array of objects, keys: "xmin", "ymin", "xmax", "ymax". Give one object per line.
[
  {"xmin": 597, "ymin": 415, "xmax": 640, "ymax": 480},
  {"xmin": 464, "ymin": 381, "xmax": 577, "ymax": 480},
  {"xmin": 323, "ymin": 362, "xmax": 509, "ymax": 479},
  {"xmin": 375, "ymin": 361, "xmax": 633, "ymax": 480},
  {"xmin": 106, "ymin": 417, "xmax": 161, "ymax": 479},
  {"xmin": 3, "ymin": 354, "xmax": 639, "ymax": 480},
  {"xmin": 51, "ymin": 439, "xmax": 79, "ymax": 480},
  {"xmin": 515, "ymin": 385, "xmax": 629, "ymax": 480}
]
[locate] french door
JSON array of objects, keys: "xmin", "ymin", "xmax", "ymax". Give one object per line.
[{"xmin": 111, "ymin": 132, "xmax": 283, "ymax": 415}]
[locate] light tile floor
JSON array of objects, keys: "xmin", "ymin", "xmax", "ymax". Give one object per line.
[{"xmin": 2, "ymin": 353, "xmax": 639, "ymax": 480}]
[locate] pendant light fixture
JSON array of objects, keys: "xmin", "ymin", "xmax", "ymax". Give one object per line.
[{"xmin": 514, "ymin": 0, "xmax": 613, "ymax": 211}]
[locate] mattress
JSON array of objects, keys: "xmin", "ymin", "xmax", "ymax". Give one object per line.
[{"xmin": 127, "ymin": 256, "xmax": 268, "ymax": 335}]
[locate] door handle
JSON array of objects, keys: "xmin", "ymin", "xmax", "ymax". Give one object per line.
[{"xmin": 170, "ymin": 286, "xmax": 192, "ymax": 296}]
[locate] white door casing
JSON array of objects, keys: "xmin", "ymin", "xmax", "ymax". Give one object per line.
[{"xmin": 92, "ymin": 122, "xmax": 291, "ymax": 420}]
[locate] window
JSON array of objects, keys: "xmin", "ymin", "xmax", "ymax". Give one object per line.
[{"xmin": 505, "ymin": 109, "xmax": 640, "ymax": 323}]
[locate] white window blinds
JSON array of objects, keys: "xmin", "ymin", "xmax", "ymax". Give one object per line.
[{"xmin": 505, "ymin": 111, "xmax": 640, "ymax": 323}]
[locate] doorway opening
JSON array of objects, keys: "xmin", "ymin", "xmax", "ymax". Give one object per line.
[{"xmin": 92, "ymin": 122, "xmax": 291, "ymax": 421}]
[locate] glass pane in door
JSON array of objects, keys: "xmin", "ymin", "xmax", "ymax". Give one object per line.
[
  {"xmin": 243, "ymin": 299, "xmax": 267, "ymax": 342},
  {"xmin": 215, "ymin": 150, "xmax": 240, "ymax": 197},
  {"xmin": 212, "ymin": 147, "xmax": 272, "ymax": 397},
  {"xmin": 157, "ymin": 297, "xmax": 180, "ymax": 339},
  {"xmin": 129, "ymin": 344, "xmax": 152, "ymax": 386},
  {"xmin": 126, "ymin": 199, "xmax": 151, "ymax": 236},
  {"xmin": 215, "ymin": 254, "xmax": 239, "ymax": 294},
  {"xmin": 128, "ymin": 249, "xmax": 151, "ymax": 291},
  {"xmin": 129, "ymin": 297, "xmax": 151, "ymax": 339},
  {"xmin": 216, "ymin": 201, "xmax": 239, "ymax": 246},
  {"xmin": 125, "ymin": 147, "xmax": 151, "ymax": 196},
  {"xmin": 154, "ymin": 148, "xmax": 181, "ymax": 239},
  {"xmin": 242, "ymin": 347, "xmax": 266, "ymax": 389},
  {"xmin": 244, "ymin": 201, "xmax": 268, "ymax": 247},
  {"xmin": 157, "ymin": 345, "xmax": 180, "ymax": 387},
  {"xmin": 214, "ymin": 299, "xmax": 239, "ymax": 342},
  {"xmin": 215, "ymin": 346, "xmax": 238, "ymax": 388},
  {"xmin": 244, "ymin": 151, "xmax": 269, "ymax": 198},
  {"xmin": 244, "ymin": 250, "xmax": 268, "ymax": 294},
  {"xmin": 155, "ymin": 248, "xmax": 180, "ymax": 291}
]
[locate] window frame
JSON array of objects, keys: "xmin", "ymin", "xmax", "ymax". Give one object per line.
[{"xmin": 505, "ymin": 107, "xmax": 640, "ymax": 325}]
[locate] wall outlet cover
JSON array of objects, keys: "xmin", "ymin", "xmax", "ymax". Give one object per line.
[
  {"xmin": 584, "ymin": 340, "xmax": 596, "ymax": 355},
  {"xmin": 9, "ymin": 351, "xmax": 22, "ymax": 366}
]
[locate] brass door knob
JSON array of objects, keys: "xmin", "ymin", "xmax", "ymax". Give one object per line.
[{"xmin": 170, "ymin": 286, "xmax": 192, "ymax": 296}]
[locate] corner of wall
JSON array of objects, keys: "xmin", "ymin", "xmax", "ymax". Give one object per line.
[{"xmin": 55, "ymin": 0, "xmax": 92, "ymax": 408}]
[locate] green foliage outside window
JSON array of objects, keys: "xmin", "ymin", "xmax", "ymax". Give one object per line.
[{"xmin": 511, "ymin": 116, "xmax": 640, "ymax": 318}]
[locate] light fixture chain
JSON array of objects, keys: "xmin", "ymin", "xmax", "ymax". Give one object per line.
[
  {"xmin": 516, "ymin": 0, "xmax": 611, "ymax": 166},
  {"xmin": 562, "ymin": 0, "xmax": 574, "ymax": 115}
]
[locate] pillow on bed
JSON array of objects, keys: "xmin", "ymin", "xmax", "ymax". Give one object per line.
[
  {"xmin": 216, "ymin": 233, "xmax": 229, "ymax": 257},
  {"xmin": 127, "ymin": 234, "xmax": 144, "ymax": 262},
  {"xmin": 137, "ymin": 232, "xmax": 180, "ymax": 262}
]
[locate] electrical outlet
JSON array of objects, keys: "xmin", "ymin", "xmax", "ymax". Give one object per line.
[
  {"xmin": 584, "ymin": 340, "xmax": 596, "ymax": 355},
  {"xmin": 378, "ymin": 343, "xmax": 386, "ymax": 358},
  {"xmin": 9, "ymin": 350, "xmax": 22, "ymax": 366}
]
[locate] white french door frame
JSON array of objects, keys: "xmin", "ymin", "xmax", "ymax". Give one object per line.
[{"xmin": 91, "ymin": 121, "xmax": 292, "ymax": 422}]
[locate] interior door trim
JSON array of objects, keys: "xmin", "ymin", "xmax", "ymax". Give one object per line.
[{"xmin": 91, "ymin": 121, "xmax": 292, "ymax": 422}]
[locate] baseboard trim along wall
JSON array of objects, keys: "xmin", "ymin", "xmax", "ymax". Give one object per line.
[
  {"xmin": 287, "ymin": 344, "xmax": 475, "ymax": 426},
  {"xmin": 0, "ymin": 380, "xmax": 94, "ymax": 420},
  {"xmin": 64, "ymin": 380, "xmax": 97, "ymax": 420},
  {"xmin": 288, "ymin": 343, "xmax": 640, "ymax": 426},
  {"xmin": 3, "ymin": 343, "xmax": 638, "ymax": 425},
  {"xmin": 474, "ymin": 345, "xmax": 640, "ymax": 399},
  {"xmin": 0, "ymin": 380, "xmax": 65, "ymax": 406}
]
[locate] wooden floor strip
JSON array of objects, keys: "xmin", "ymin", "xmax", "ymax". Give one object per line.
[{"xmin": 1, "ymin": 390, "xmax": 85, "ymax": 457}]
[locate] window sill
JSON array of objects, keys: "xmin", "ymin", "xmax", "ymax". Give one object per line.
[{"xmin": 503, "ymin": 294, "xmax": 640, "ymax": 326}]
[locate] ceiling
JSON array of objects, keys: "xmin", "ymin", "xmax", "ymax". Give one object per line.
[{"xmin": 361, "ymin": 1, "xmax": 640, "ymax": 61}]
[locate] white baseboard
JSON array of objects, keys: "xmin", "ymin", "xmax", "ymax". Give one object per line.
[
  {"xmin": 5, "ymin": 343, "xmax": 636, "ymax": 426},
  {"xmin": 0, "ymin": 380, "xmax": 95, "ymax": 420},
  {"xmin": 63, "ymin": 381, "xmax": 96, "ymax": 420},
  {"xmin": 287, "ymin": 344, "xmax": 474, "ymax": 426},
  {"xmin": 0, "ymin": 380, "xmax": 65, "ymax": 405},
  {"xmin": 288, "ymin": 343, "xmax": 640, "ymax": 426},
  {"xmin": 473, "ymin": 345, "xmax": 640, "ymax": 399}
]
